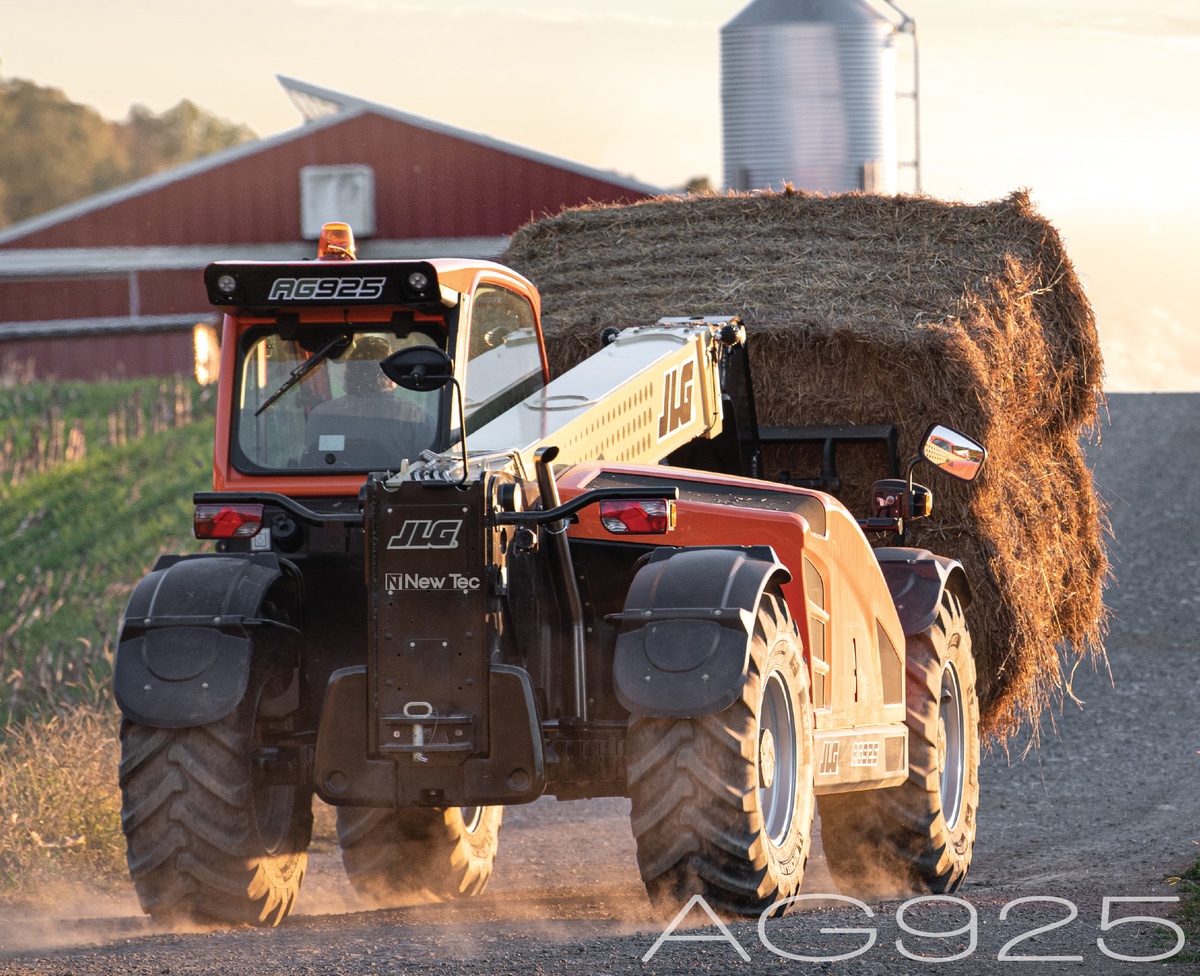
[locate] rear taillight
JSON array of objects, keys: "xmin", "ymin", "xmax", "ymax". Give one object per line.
[
  {"xmin": 598, "ymin": 499, "xmax": 675, "ymax": 535},
  {"xmin": 194, "ymin": 503, "xmax": 264, "ymax": 539}
]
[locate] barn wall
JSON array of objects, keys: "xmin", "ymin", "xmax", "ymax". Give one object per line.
[
  {"xmin": 0, "ymin": 278, "xmax": 131, "ymax": 322},
  {"xmin": 0, "ymin": 110, "xmax": 655, "ymax": 379},
  {"xmin": 0, "ymin": 331, "xmax": 196, "ymax": 382},
  {"xmin": 1, "ymin": 113, "xmax": 653, "ymax": 249},
  {"xmin": 0, "ymin": 270, "xmax": 205, "ymax": 323}
]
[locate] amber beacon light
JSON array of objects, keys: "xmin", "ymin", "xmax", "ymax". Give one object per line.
[{"xmin": 317, "ymin": 222, "xmax": 357, "ymax": 261}]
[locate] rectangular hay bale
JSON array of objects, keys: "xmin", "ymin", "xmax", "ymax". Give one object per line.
[{"xmin": 502, "ymin": 190, "xmax": 1107, "ymax": 740}]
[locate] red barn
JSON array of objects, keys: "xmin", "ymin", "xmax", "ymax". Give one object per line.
[{"xmin": 0, "ymin": 76, "xmax": 661, "ymax": 381}]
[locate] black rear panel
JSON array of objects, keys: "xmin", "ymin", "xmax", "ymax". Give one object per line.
[{"xmin": 364, "ymin": 481, "xmax": 491, "ymax": 761}]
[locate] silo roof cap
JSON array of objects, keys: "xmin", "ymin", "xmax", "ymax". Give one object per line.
[{"xmin": 723, "ymin": 0, "xmax": 891, "ymax": 29}]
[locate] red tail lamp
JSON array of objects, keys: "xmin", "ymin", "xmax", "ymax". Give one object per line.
[
  {"xmin": 598, "ymin": 499, "xmax": 675, "ymax": 535},
  {"xmin": 194, "ymin": 503, "xmax": 264, "ymax": 539}
]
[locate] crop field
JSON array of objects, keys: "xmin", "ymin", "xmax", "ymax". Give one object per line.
[
  {"xmin": 0, "ymin": 377, "xmax": 216, "ymax": 899},
  {"xmin": 0, "ymin": 377, "xmax": 214, "ymax": 721}
]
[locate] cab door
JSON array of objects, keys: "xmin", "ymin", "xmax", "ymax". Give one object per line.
[{"xmin": 459, "ymin": 283, "xmax": 545, "ymax": 434}]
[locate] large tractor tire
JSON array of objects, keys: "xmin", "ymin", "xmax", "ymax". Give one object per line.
[
  {"xmin": 819, "ymin": 590, "xmax": 980, "ymax": 899},
  {"xmin": 118, "ymin": 669, "xmax": 313, "ymax": 927},
  {"xmin": 627, "ymin": 587, "xmax": 815, "ymax": 918},
  {"xmin": 336, "ymin": 805, "xmax": 503, "ymax": 907}
]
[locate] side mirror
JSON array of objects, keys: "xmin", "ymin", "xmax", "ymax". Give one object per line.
[
  {"xmin": 381, "ymin": 346, "xmax": 454, "ymax": 392},
  {"xmin": 920, "ymin": 424, "xmax": 986, "ymax": 482}
]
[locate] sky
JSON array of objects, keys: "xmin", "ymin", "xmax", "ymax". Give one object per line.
[{"xmin": 3, "ymin": 0, "xmax": 1199, "ymax": 389}]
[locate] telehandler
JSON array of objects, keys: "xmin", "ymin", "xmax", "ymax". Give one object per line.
[{"xmin": 115, "ymin": 223, "xmax": 985, "ymax": 924}]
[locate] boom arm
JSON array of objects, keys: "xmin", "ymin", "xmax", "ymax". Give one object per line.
[{"xmin": 400, "ymin": 322, "xmax": 727, "ymax": 482}]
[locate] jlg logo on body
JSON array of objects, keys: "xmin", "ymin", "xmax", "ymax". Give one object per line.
[
  {"xmin": 658, "ymin": 360, "xmax": 696, "ymax": 440},
  {"xmin": 386, "ymin": 519, "xmax": 463, "ymax": 550}
]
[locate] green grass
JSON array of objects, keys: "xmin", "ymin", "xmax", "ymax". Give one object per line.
[
  {"xmin": 0, "ymin": 376, "xmax": 199, "ymax": 462},
  {"xmin": 0, "ymin": 377, "xmax": 217, "ymax": 899},
  {"xmin": 0, "ymin": 378, "xmax": 215, "ymax": 721}
]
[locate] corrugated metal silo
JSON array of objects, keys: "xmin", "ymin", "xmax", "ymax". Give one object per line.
[{"xmin": 722, "ymin": 0, "xmax": 898, "ymax": 194}]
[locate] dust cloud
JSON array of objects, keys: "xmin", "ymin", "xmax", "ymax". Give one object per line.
[{"xmin": 0, "ymin": 885, "xmax": 147, "ymax": 952}]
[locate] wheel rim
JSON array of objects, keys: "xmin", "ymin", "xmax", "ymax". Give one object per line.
[
  {"xmin": 254, "ymin": 781, "xmax": 297, "ymax": 855},
  {"xmin": 460, "ymin": 807, "xmax": 484, "ymax": 833},
  {"xmin": 938, "ymin": 659, "xmax": 966, "ymax": 830},
  {"xmin": 759, "ymin": 669, "xmax": 797, "ymax": 846}
]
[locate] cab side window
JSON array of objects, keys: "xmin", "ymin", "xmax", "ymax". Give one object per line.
[{"xmin": 463, "ymin": 285, "xmax": 542, "ymax": 433}]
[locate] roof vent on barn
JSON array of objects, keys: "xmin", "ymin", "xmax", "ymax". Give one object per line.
[{"xmin": 278, "ymin": 74, "xmax": 358, "ymax": 122}]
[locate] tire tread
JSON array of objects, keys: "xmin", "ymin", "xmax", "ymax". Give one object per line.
[
  {"xmin": 818, "ymin": 591, "xmax": 980, "ymax": 899},
  {"xmin": 119, "ymin": 680, "xmax": 312, "ymax": 927},
  {"xmin": 337, "ymin": 805, "xmax": 502, "ymax": 907},
  {"xmin": 628, "ymin": 588, "xmax": 815, "ymax": 917}
]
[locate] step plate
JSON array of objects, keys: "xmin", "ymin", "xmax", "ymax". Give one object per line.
[{"xmin": 813, "ymin": 723, "xmax": 909, "ymax": 794}]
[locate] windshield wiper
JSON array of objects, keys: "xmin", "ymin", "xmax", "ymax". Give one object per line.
[{"xmin": 254, "ymin": 332, "xmax": 352, "ymax": 417}]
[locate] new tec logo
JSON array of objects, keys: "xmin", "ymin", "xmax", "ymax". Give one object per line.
[
  {"xmin": 387, "ymin": 519, "xmax": 463, "ymax": 550},
  {"xmin": 386, "ymin": 573, "xmax": 481, "ymax": 593},
  {"xmin": 267, "ymin": 277, "xmax": 387, "ymax": 301}
]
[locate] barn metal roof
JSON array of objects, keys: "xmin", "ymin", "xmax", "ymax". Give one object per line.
[
  {"xmin": 275, "ymin": 76, "xmax": 662, "ymax": 198},
  {"xmin": 0, "ymin": 314, "xmax": 210, "ymax": 342},
  {"xmin": 0, "ymin": 237, "xmax": 508, "ymax": 278}
]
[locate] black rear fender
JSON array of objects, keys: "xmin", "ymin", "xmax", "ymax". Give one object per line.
[
  {"xmin": 612, "ymin": 545, "xmax": 791, "ymax": 718},
  {"xmin": 874, "ymin": 547, "xmax": 971, "ymax": 636},
  {"xmin": 114, "ymin": 553, "xmax": 303, "ymax": 728}
]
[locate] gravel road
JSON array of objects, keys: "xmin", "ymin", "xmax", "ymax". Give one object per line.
[{"xmin": 1, "ymin": 392, "xmax": 1197, "ymax": 975}]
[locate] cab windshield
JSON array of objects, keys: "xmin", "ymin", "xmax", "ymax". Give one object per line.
[{"xmin": 233, "ymin": 320, "xmax": 446, "ymax": 474}]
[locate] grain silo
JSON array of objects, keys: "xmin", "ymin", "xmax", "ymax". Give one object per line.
[{"xmin": 722, "ymin": 0, "xmax": 903, "ymax": 194}]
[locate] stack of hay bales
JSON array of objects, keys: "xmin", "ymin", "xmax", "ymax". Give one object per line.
[{"xmin": 502, "ymin": 189, "xmax": 1106, "ymax": 742}]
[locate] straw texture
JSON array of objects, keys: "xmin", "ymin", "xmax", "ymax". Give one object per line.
[{"xmin": 503, "ymin": 189, "xmax": 1106, "ymax": 740}]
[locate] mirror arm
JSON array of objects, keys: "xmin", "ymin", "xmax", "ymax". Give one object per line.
[
  {"xmin": 448, "ymin": 376, "xmax": 469, "ymax": 486},
  {"xmin": 896, "ymin": 453, "xmax": 923, "ymax": 542}
]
